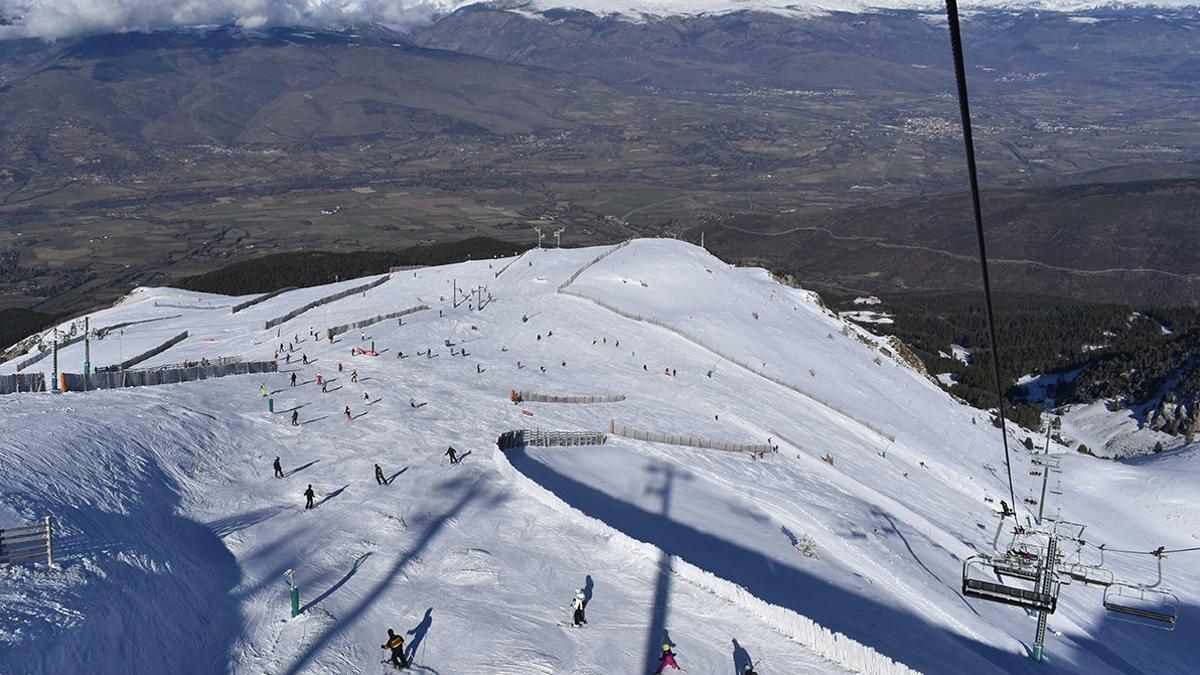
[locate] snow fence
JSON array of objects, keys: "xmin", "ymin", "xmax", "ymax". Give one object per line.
[
  {"xmin": 492, "ymin": 438, "xmax": 922, "ymax": 675},
  {"xmin": 556, "ymin": 240, "xmax": 632, "ymax": 291},
  {"xmin": 263, "ymin": 275, "xmax": 390, "ymax": 330},
  {"xmin": 96, "ymin": 331, "xmax": 190, "ymax": 372},
  {"xmin": 10, "ymin": 316, "xmax": 182, "ymax": 372},
  {"xmin": 558, "ymin": 287, "xmax": 896, "ymax": 445},
  {"xmin": 61, "ymin": 360, "xmax": 277, "ymax": 392},
  {"xmin": 231, "ymin": 287, "xmax": 296, "ymax": 314},
  {"xmin": 0, "ymin": 373, "xmax": 47, "ymax": 395},
  {"xmin": 492, "ymin": 250, "xmax": 528, "ymax": 279},
  {"xmin": 497, "ymin": 429, "xmax": 609, "ymax": 449},
  {"xmin": 326, "ymin": 304, "xmax": 430, "ymax": 341},
  {"xmin": 514, "ymin": 390, "xmax": 626, "ymax": 404},
  {"xmin": 610, "ymin": 421, "xmax": 773, "ymax": 455},
  {"xmin": 13, "ymin": 333, "xmax": 86, "ymax": 371}
]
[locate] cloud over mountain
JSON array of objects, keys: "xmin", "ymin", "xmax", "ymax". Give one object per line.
[{"xmin": 0, "ymin": 0, "xmax": 455, "ymax": 40}]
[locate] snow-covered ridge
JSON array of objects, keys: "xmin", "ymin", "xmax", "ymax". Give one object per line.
[
  {"xmin": 1, "ymin": 239, "xmax": 1196, "ymax": 674},
  {"xmin": 1, "ymin": 0, "xmax": 1197, "ymax": 40}
]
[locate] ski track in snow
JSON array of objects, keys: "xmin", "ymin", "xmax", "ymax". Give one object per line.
[{"xmin": 1, "ymin": 239, "xmax": 1198, "ymax": 675}]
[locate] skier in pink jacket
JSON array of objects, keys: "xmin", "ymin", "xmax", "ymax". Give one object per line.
[{"xmin": 655, "ymin": 643, "xmax": 681, "ymax": 673}]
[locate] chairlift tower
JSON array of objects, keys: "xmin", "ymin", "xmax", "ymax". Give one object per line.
[
  {"xmin": 534, "ymin": 226, "xmax": 544, "ymax": 249},
  {"xmin": 84, "ymin": 317, "xmax": 91, "ymax": 377},
  {"xmin": 554, "ymin": 227, "xmax": 565, "ymax": 248},
  {"xmin": 51, "ymin": 329, "xmax": 59, "ymax": 393}
]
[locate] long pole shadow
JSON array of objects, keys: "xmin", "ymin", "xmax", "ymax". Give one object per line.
[
  {"xmin": 302, "ymin": 552, "xmax": 373, "ymax": 613},
  {"xmin": 642, "ymin": 463, "xmax": 681, "ymax": 673},
  {"xmin": 502, "ymin": 445, "xmax": 1083, "ymax": 675},
  {"xmin": 284, "ymin": 488, "xmax": 479, "ymax": 675}
]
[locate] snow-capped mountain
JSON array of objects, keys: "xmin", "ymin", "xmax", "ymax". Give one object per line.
[
  {"xmin": 1, "ymin": 0, "xmax": 1197, "ymax": 40},
  {"xmin": 1, "ymin": 240, "xmax": 1196, "ymax": 674}
]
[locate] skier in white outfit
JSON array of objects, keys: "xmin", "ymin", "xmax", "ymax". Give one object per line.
[{"xmin": 571, "ymin": 589, "xmax": 587, "ymax": 626}]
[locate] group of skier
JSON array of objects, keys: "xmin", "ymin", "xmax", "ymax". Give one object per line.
[{"xmin": 258, "ymin": 304, "xmax": 777, "ymax": 674}]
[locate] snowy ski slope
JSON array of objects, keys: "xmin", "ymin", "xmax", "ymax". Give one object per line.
[{"xmin": 1, "ymin": 239, "xmax": 1197, "ymax": 675}]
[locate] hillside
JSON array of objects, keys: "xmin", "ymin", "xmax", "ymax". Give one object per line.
[
  {"xmin": 5, "ymin": 11, "xmax": 1200, "ymax": 315},
  {"xmin": 1, "ymin": 240, "xmax": 1197, "ymax": 674}
]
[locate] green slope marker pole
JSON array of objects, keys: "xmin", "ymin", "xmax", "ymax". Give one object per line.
[
  {"xmin": 269, "ymin": 398, "xmax": 274, "ymax": 413},
  {"xmin": 285, "ymin": 569, "xmax": 299, "ymax": 618}
]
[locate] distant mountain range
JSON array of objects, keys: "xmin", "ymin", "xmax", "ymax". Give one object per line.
[
  {"xmin": 2, "ymin": 0, "xmax": 1199, "ymax": 40},
  {"xmin": 1, "ymin": 6, "xmax": 1200, "ymax": 317}
]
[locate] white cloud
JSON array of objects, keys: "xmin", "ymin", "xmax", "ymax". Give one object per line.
[{"xmin": 0, "ymin": 0, "xmax": 460, "ymax": 40}]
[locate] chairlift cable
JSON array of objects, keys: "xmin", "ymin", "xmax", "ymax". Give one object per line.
[
  {"xmin": 944, "ymin": 0, "xmax": 1017, "ymax": 513},
  {"xmin": 1085, "ymin": 541, "xmax": 1200, "ymax": 556}
]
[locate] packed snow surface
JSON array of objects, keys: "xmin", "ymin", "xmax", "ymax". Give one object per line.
[{"xmin": 1, "ymin": 240, "xmax": 1198, "ymax": 675}]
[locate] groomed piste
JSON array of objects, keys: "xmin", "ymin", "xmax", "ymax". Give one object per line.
[{"xmin": 1, "ymin": 239, "xmax": 1197, "ymax": 675}]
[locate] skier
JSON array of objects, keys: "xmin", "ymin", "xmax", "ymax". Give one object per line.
[
  {"xmin": 322, "ymin": 381, "xmax": 328, "ymax": 394},
  {"xmin": 445, "ymin": 446, "xmax": 459, "ymax": 464},
  {"xmin": 316, "ymin": 374, "xmax": 323, "ymax": 386},
  {"xmin": 655, "ymin": 643, "xmax": 682, "ymax": 673},
  {"xmin": 274, "ymin": 456, "xmax": 284, "ymax": 478},
  {"xmin": 571, "ymin": 588, "xmax": 587, "ymax": 626},
  {"xmin": 381, "ymin": 628, "xmax": 409, "ymax": 670},
  {"xmin": 338, "ymin": 362, "xmax": 344, "ymax": 372},
  {"xmin": 345, "ymin": 406, "xmax": 352, "ymax": 422},
  {"xmin": 375, "ymin": 464, "xmax": 387, "ymax": 486},
  {"xmin": 291, "ymin": 410, "xmax": 300, "ymax": 426},
  {"xmin": 351, "ymin": 370, "xmax": 359, "ymax": 383},
  {"xmin": 304, "ymin": 485, "xmax": 315, "ymax": 510},
  {"xmin": 290, "ymin": 372, "xmax": 298, "ymax": 387},
  {"xmin": 260, "ymin": 383, "xmax": 267, "ymax": 397},
  {"xmin": 364, "ymin": 392, "xmax": 370, "ymax": 402},
  {"xmin": 302, "ymin": 354, "xmax": 308, "ymax": 365}
]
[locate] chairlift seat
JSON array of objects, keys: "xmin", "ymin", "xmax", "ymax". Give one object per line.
[
  {"xmin": 1104, "ymin": 600, "xmax": 1177, "ymax": 625},
  {"xmin": 1103, "ymin": 584, "xmax": 1179, "ymax": 630},
  {"xmin": 964, "ymin": 578, "xmax": 1058, "ymax": 613}
]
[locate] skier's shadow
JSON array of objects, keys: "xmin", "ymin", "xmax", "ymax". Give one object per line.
[
  {"xmin": 455, "ymin": 451, "xmax": 472, "ymax": 463},
  {"xmin": 301, "ymin": 416, "xmax": 328, "ymax": 426},
  {"xmin": 316, "ymin": 485, "xmax": 349, "ymax": 507},
  {"xmin": 367, "ymin": 397, "xmax": 383, "ymax": 406},
  {"xmin": 386, "ymin": 467, "xmax": 409, "ymax": 483},
  {"xmin": 351, "ymin": 410, "xmax": 370, "ymax": 420},
  {"xmin": 405, "ymin": 607, "xmax": 433, "ymax": 664},
  {"xmin": 287, "ymin": 460, "xmax": 320, "ymax": 476},
  {"xmin": 584, "ymin": 574, "xmax": 594, "ymax": 606},
  {"xmin": 731, "ymin": 638, "xmax": 754, "ymax": 674}
]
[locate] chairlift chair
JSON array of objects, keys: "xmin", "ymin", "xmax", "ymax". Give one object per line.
[
  {"xmin": 1103, "ymin": 549, "xmax": 1180, "ymax": 629},
  {"xmin": 962, "ymin": 556, "xmax": 1059, "ymax": 613}
]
